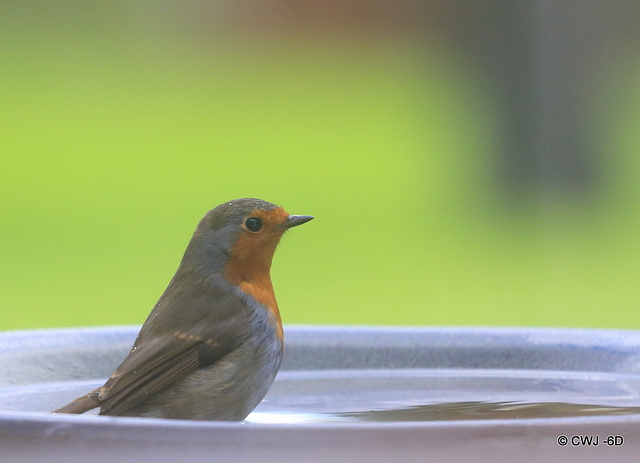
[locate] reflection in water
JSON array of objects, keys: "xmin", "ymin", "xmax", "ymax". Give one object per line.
[
  {"xmin": 339, "ymin": 401, "xmax": 640, "ymax": 422},
  {"xmin": 249, "ymin": 401, "xmax": 640, "ymax": 424}
]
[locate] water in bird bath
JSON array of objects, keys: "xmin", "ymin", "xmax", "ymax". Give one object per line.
[
  {"xmin": 2, "ymin": 367, "xmax": 640, "ymax": 423},
  {"xmin": 247, "ymin": 367, "xmax": 640, "ymax": 423}
]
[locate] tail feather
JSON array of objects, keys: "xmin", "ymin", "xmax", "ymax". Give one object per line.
[{"xmin": 52, "ymin": 389, "xmax": 101, "ymax": 415}]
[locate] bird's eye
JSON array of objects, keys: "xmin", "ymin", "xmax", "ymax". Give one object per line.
[{"xmin": 245, "ymin": 217, "xmax": 262, "ymax": 232}]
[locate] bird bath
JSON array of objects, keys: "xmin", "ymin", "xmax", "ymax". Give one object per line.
[{"xmin": 1, "ymin": 325, "xmax": 640, "ymax": 462}]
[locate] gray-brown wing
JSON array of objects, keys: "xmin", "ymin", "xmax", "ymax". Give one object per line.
[{"xmin": 97, "ymin": 302, "xmax": 250, "ymax": 416}]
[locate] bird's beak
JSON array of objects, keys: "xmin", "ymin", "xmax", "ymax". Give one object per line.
[{"xmin": 282, "ymin": 215, "xmax": 314, "ymax": 229}]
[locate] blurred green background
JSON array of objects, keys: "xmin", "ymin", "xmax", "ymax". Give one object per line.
[{"xmin": 2, "ymin": 2, "xmax": 640, "ymax": 331}]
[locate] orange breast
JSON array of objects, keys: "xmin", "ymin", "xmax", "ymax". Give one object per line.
[
  {"xmin": 224, "ymin": 208, "xmax": 289, "ymax": 343},
  {"xmin": 236, "ymin": 279, "xmax": 284, "ymax": 342}
]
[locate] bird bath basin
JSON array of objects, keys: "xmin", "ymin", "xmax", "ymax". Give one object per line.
[{"xmin": 1, "ymin": 325, "xmax": 640, "ymax": 462}]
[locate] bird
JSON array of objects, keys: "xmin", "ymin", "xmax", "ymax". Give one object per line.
[{"xmin": 53, "ymin": 198, "xmax": 313, "ymax": 421}]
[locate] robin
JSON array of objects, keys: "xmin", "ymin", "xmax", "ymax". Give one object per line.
[{"xmin": 53, "ymin": 198, "xmax": 313, "ymax": 421}]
